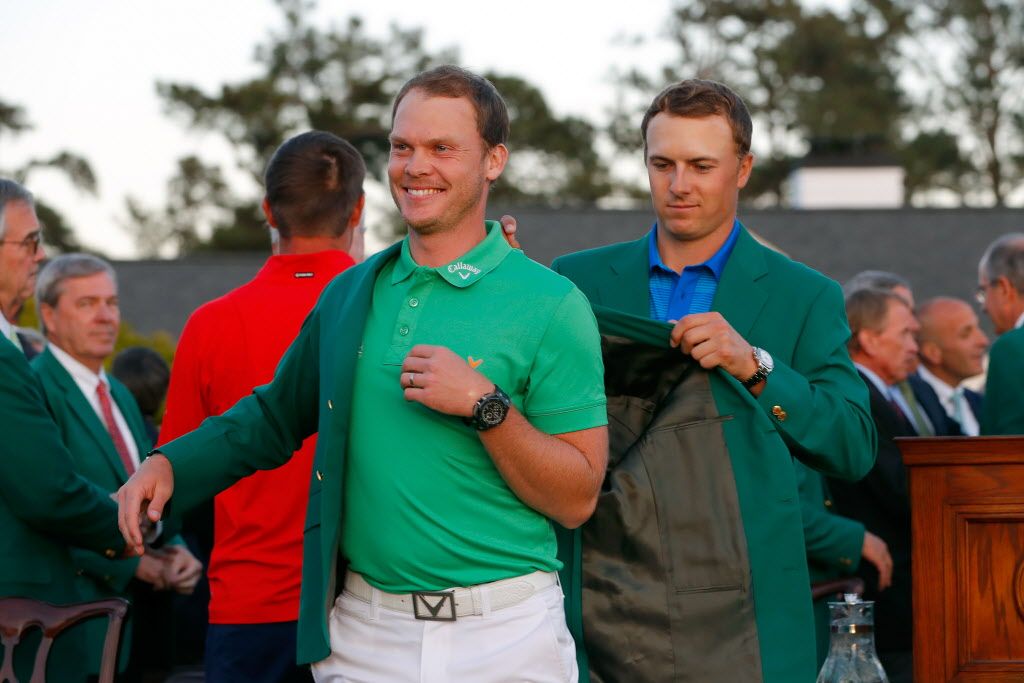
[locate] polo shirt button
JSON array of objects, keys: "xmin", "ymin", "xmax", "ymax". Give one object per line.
[
  {"xmin": 409, "ymin": 298, "xmax": 419, "ymax": 308},
  {"xmin": 824, "ymin": 499, "xmax": 833, "ymax": 508},
  {"xmin": 399, "ymin": 325, "xmax": 410, "ymax": 336},
  {"xmin": 316, "ymin": 470, "xmax": 323, "ymax": 481}
]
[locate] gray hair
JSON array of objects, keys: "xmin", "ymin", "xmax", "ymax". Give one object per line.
[
  {"xmin": 845, "ymin": 287, "xmax": 909, "ymax": 354},
  {"xmin": 979, "ymin": 233, "xmax": 1024, "ymax": 294},
  {"xmin": 842, "ymin": 270, "xmax": 911, "ymax": 297},
  {"xmin": 0, "ymin": 178, "xmax": 34, "ymax": 240},
  {"xmin": 36, "ymin": 253, "xmax": 118, "ymax": 334}
]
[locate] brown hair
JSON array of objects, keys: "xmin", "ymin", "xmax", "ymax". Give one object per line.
[
  {"xmin": 640, "ymin": 79, "xmax": 752, "ymax": 157},
  {"xmin": 392, "ymin": 65, "xmax": 509, "ymax": 148},
  {"xmin": 263, "ymin": 131, "xmax": 365, "ymax": 238},
  {"xmin": 845, "ymin": 287, "xmax": 909, "ymax": 354}
]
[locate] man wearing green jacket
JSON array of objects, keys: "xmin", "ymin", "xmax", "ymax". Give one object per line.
[
  {"xmin": 33, "ymin": 253, "xmax": 202, "ymax": 681},
  {"xmin": 978, "ymin": 233, "xmax": 1024, "ymax": 435},
  {"xmin": 0, "ymin": 179, "xmax": 129, "ymax": 682},
  {"xmin": 118, "ymin": 66, "xmax": 608, "ymax": 682},
  {"xmin": 550, "ymin": 80, "xmax": 876, "ymax": 682}
]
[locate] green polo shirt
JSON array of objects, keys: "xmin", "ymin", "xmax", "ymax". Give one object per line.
[{"xmin": 343, "ymin": 221, "xmax": 607, "ymax": 592}]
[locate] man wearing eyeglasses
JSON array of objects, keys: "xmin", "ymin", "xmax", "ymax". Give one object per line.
[
  {"xmin": 0, "ymin": 178, "xmax": 46, "ymax": 359},
  {"xmin": 977, "ymin": 233, "xmax": 1024, "ymax": 435}
]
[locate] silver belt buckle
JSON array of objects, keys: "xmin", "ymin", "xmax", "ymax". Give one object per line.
[{"xmin": 411, "ymin": 590, "xmax": 457, "ymax": 621}]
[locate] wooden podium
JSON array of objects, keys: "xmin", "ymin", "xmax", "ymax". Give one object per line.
[{"xmin": 900, "ymin": 436, "xmax": 1024, "ymax": 682}]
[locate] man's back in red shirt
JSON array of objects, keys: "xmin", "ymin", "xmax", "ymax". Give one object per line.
[{"xmin": 160, "ymin": 250, "xmax": 355, "ymax": 623}]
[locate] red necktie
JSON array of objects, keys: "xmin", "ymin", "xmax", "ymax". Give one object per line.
[{"xmin": 97, "ymin": 381, "xmax": 135, "ymax": 476}]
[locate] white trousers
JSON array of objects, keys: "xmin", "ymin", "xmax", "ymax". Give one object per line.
[{"xmin": 311, "ymin": 577, "xmax": 578, "ymax": 683}]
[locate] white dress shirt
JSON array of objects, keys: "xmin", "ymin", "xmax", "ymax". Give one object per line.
[
  {"xmin": 49, "ymin": 343, "xmax": 141, "ymax": 470},
  {"xmin": 0, "ymin": 315, "xmax": 19, "ymax": 351},
  {"xmin": 917, "ymin": 365, "xmax": 979, "ymax": 436}
]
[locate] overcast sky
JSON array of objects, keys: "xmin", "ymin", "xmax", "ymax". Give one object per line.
[{"xmin": 3, "ymin": 1, "xmax": 682, "ymax": 257}]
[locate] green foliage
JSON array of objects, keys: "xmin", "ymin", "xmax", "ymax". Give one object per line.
[
  {"xmin": 0, "ymin": 99, "xmax": 101, "ymax": 254},
  {"xmin": 899, "ymin": 0, "xmax": 1024, "ymax": 204},
  {"xmin": 612, "ymin": 0, "xmax": 911, "ymax": 204},
  {"xmin": 130, "ymin": 0, "xmax": 613, "ymax": 254}
]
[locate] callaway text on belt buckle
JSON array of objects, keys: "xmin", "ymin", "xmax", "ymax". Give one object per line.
[{"xmin": 412, "ymin": 590, "xmax": 457, "ymax": 621}]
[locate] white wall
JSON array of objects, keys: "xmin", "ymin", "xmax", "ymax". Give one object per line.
[{"xmin": 789, "ymin": 166, "xmax": 905, "ymax": 208}]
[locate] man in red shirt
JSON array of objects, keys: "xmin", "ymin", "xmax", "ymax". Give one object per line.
[{"xmin": 159, "ymin": 130, "xmax": 365, "ymax": 683}]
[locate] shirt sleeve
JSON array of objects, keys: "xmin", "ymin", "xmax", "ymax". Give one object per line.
[{"xmin": 523, "ymin": 287, "xmax": 608, "ymax": 434}]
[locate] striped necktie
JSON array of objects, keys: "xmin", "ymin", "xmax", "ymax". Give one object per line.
[
  {"xmin": 6, "ymin": 326, "xmax": 22, "ymax": 352},
  {"xmin": 897, "ymin": 381, "xmax": 933, "ymax": 436},
  {"xmin": 96, "ymin": 381, "xmax": 135, "ymax": 476}
]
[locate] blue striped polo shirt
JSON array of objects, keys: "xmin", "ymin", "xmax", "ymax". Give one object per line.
[{"xmin": 648, "ymin": 220, "xmax": 740, "ymax": 321}]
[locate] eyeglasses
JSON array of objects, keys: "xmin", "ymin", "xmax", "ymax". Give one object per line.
[
  {"xmin": 975, "ymin": 282, "xmax": 991, "ymax": 306},
  {"xmin": 0, "ymin": 231, "xmax": 43, "ymax": 255}
]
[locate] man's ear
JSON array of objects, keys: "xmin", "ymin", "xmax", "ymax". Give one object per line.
[
  {"xmin": 39, "ymin": 303, "xmax": 56, "ymax": 339},
  {"xmin": 996, "ymin": 275, "xmax": 1022, "ymax": 306},
  {"xmin": 347, "ymin": 194, "xmax": 366, "ymax": 229},
  {"xmin": 736, "ymin": 153, "xmax": 754, "ymax": 189},
  {"xmin": 919, "ymin": 339, "xmax": 941, "ymax": 367},
  {"xmin": 261, "ymin": 197, "xmax": 277, "ymax": 228},
  {"xmin": 485, "ymin": 144, "xmax": 509, "ymax": 182},
  {"xmin": 858, "ymin": 329, "xmax": 879, "ymax": 358}
]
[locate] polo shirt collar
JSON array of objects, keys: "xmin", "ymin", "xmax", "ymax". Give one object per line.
[
  {"xmin": 648, "ymin": 219, "xmax": 740, "ymax": 278},
  {"xmin": 392, "ymin": 220, "xmax": 512, "ymax": 288}
]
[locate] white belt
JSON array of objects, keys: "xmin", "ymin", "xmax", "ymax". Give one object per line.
[{"xmin": 343, "ymin": 570, "xmax": 558, "ymax": 621}]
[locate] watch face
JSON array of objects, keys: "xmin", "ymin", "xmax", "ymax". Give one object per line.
[
  {"xmin": 756, "ymin": 347, "xmax": 774, "ymax": 371},
  {"xmin": 480, "ymin": 398, "xmax": 508, "ymax": 426}
]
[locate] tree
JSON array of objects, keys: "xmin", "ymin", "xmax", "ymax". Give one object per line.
[
  {"xmin": 130, "ymin": 0, "xmax": 613, "ymax": 254},
  {"xmin": 899, "ymin": 0, "xmax": 1024, "ymax": 205},
  {"xmin": 0, "ymin": 98, "xmax": 98, "ymax": 253},
  {"xmin": 610, "ymin": 0, "xmax": 911, "ymax": 205}
]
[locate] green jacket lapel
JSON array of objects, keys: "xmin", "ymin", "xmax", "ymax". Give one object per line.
[
  {"xmin": 600, "ymin": 236, "xmax": 649, "ymax": 317},
  {"xmin": 36, "ymin": 348, "xmax": 131, "ymax": 482},
  {"xmin": 712, "ymin": 225, "xmax": 769, "ymax": 340},
  {"xmin": 321, "ymin": 242, "xmax": 403, "ymax": 485}
]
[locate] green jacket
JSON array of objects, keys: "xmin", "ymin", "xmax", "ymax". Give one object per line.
[
  {"xmin": 981, "ymin": 327, "xmax": 1024, "ymax": 435},
  {"xmin": 0, "ymin": 337, "xmax": 125, "ymax": 681},
  {"xmin": 160, "ymin": 242, "xmax": 406, "ymax": 664},
  {"xmin": 551, "ymin": 226, "xmax": 876, "ymax": 683},
  {"xmin": 32, "ymin": 347, "xmax": 183, "ymax": 673},
  {"xmin": 795, "ymin": 461, "xmax": 864, "ymax": 666}
]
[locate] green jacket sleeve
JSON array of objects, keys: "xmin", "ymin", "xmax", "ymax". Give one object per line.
[
  {"xmin": 0, "ymin": 341, "xmax": 124, "ymax": 554},
  {"xmin": 71, "ymin": 546, "xmax": 140, "ymax": 593},
  {"xmin": 795, "ymin": 461, "xmax": 863, "ymax": 575},
  {"xmin": 755, "ymin": 280, "xmax": 876, "ymax": 480},
  {"xmin": 160, "ymin": 298, "xmax": 323, "ymax": 514}
]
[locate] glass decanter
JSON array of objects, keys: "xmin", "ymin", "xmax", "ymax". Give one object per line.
[{"xmin": 816, "ymin": 593, "xmax": 889, "ymax": 683}]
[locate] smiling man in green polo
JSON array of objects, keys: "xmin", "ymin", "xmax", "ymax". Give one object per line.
[{"xmin": 118, "ymin": 66, "xmax": 608, "ymax": 683}]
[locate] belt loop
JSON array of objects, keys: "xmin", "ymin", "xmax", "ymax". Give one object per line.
[
  {"xmin": 370, "ymin": 584, "xmax": 381, "ymax": 621},
  {"xmin": 479, "ymin": 584, "xmax": 492, "ymax": 618},
  {"xmin": 469, "ymin": 585, "xmax": 482, "ymax": 616}
]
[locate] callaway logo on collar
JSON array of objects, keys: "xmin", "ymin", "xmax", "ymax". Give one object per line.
[{"xmin": 447, "ymin": 261, "xmax": 481, "ymax": 280}]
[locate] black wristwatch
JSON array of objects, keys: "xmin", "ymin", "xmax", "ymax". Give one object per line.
[
  {"xmin": 466, "ymin": 385, "xmax": 511, "ymax": 431},
  {"xmin": 741, "ymin": 347, "xmax": 774, "ymax": 388}
]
